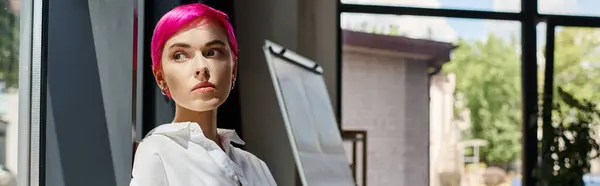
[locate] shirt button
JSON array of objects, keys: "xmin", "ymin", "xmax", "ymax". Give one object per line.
[{"xmin": 233, "ymin": 175, "xmax": 239, "ymax": 181}]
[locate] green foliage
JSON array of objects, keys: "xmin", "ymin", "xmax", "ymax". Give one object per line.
[
  {"xmin": 553, "ymin": 28, "xmax": 600, "ymax": 102},
  {"xmin": 537, "ymin": 27, "xmax": 600, "ymax": 186},
  {"xmin": 539, "ymin": 88, "xmax": 600, "ymax": 186},
  {"xmin": 443, "ymin": 34, "xmax": 522, "ymax": 164},
  {"xmin": 0, "ymin": 1, "xmax": 19, "ymax": 91},
  {"xmin": 446, "ymin": 27, "xmax": 600, "ymax": 167}
]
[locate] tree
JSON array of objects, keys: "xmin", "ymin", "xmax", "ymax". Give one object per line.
[
  {"xmin": 537, "ymin": 27, "xmax": 600, "ymax": 185},
  {"xmin": 443, "ymin": 34, "xmax": 522, "ymax": 165},
  {"xmin": 0, "ymin": 0, "xmax": 19, "ymax": 91},
  {"xmin": 552, "ymin": 27, "xmax": 600, "ymax": 102},
  {"xmin": 539, "ymin": 88, "xmax": 600, "ymax": 186},
  {"xmin": 445, "ymin": 27, "xmax": 600, "ymax": 167}
]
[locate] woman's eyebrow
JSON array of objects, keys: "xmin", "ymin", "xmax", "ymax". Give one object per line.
[
  {"xmin": 167, "ymin": 40, "xmax": 226, "ymax": 50},
  {"xmin": 168, "ymin": 43, "xmax": 191, "ymax": 49},
  {"xmin": 204, "ymin": 39, "xmax": 226, "ymax": 47}
]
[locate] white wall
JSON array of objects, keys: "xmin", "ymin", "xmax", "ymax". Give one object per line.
[
  {"xmin": 429, "ymin": 74, "xmax": 460, "ymax": 186},
  {"xmin": 4, "ymin": 91, "xmax": 18, "ymax": 175},
  {"xmin": 234, "ymin": 0, "xmax": 338, "ymax": 185},
  {"xmin": 342, "ymin": 48, "xmax": 430, "ymax": 186}
]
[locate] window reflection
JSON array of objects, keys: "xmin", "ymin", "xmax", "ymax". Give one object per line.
[{"xmin": 0, "ymin": 0, "xmax": 20, "ymax": 185}]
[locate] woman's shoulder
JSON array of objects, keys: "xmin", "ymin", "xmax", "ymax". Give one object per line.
[
  {"xmin": 135, "ymin": 134, "xmax": 173, "ymax": 154},
  {"xmin": 141, "ymin": 123, "xmax": 192, "ymax": 147},
  {"xmin": 230, "ymin": 147, "xmax": 269, "ymax": 166}
]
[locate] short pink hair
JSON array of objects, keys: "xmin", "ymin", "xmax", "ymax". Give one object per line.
[{"xmin": 151, "ymin": 3, "xmax": 238, "ymax": 70}]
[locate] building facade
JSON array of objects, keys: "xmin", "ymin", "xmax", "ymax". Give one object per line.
[{"xmin": 341, "ymin": 30, "xmax": 454, "ymax": 186}]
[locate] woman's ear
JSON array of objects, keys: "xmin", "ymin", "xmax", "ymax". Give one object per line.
[
  {"xmin": 233, "ymin": 58, "xmax": 238, "ymax": 78},
  {"xmin": 152, "ymin": 67, "xmax": 165, "ymax": 89},
  {"xmin": 232, "ymin": 58, "xmax": 238, "ymax": 89},
  {"xmin": 153, "ymin": 67, "xmax": 172, "ymax": 97}
]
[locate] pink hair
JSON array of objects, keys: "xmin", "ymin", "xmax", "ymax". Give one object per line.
[{"xmin": 150, "ymin": 3, "xmax": 238, "ymax": 70}]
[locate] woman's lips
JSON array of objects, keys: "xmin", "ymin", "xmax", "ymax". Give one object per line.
[
  {"xmin": 194, "ymin": 87, "xmax": 215, "ymax": 93},
  {"xmin": 191, "ymin": 82, "xmax": 216, "ymax": 93}
]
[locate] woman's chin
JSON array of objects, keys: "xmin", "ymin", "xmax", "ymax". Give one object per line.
[{"xmin": 179, "ymin": 98, "xmax": 223, "ymax": 112}]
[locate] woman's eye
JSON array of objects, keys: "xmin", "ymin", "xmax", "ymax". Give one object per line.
[
  {"xmin": 205, "ymin": 49, "xmax": 221, "ymax": 58},
  {"xmin": 173, "ymin": 52, "xmax": 188, "ymax": 61}
]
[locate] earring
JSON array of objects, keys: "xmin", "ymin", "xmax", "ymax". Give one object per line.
[
  {"xmin": 231, "ymin": 79, "xmax": 236, "ymax": 90},
  {"xmin": 161, "ymin": 88, "xmax": 171, "ymax": 97},
  {"xmin": 159, "ymin": 81, "xmax": 168, "ymax": 96}
]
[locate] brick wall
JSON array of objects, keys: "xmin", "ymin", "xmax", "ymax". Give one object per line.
[{"xmin": 342, "ymin": 49, "xmax": 430, "ymax": 186}]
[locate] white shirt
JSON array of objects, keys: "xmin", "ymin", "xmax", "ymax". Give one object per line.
[{"xmin": 130, "ymin": 122, "xmax": 277, "ymax": 186}]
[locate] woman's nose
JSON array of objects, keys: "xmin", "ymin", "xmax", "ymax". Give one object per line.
[
  {"xmin": 192, "ymin": 54, "xmax": 211, "ymax": 80},
  {"xmin": 194, "ymin": 67, "xmax": 210, "ymax": 81}
]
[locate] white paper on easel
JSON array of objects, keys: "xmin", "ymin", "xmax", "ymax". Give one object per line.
[{"xmin": 263, "ymin": 40, "xmax": 355, "ymax": 186}]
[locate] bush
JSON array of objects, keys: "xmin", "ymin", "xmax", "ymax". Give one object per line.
[
  {"xmin": 539, "ymin": 88, "xmax": 600, "ymax": 186},
  {"xmin": 483, "ymin": 167, "xmax": 507, "ymax": 186}
]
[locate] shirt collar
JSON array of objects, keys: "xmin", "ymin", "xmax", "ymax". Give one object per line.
[{"xmin": 145, "ymin": 122, "xmax": 245, "ymax": 148}]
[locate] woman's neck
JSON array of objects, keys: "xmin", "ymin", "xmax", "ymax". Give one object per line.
[{"xmin": 172, "ymin": 104, "xmax": 219, "ymax": 144}]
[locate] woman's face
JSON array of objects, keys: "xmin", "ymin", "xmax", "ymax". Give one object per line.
[{"xmin": 154, "ymin": 20, "xmax": 236, "ymax": 112}]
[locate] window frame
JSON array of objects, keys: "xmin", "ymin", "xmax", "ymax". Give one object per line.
[{"xmin": 18, "ymin": 0, "xmax": 43, "ymax": 185}]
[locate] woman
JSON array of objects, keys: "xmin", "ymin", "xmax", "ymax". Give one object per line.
[{"xmin": 130, "ymin": 3, "xmax": 277, "ymax": 186}]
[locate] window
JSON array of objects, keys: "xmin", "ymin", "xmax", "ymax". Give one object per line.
[
  {"xmin": 341, "ymin": 13, "xmax": 523, "ymax": 185},
  {"xmin": 339, "ymin": 0, "xmax": 600, "ymax": 185},
  {"xmin": 0, "ymin": 0, "xmax": 21, "ymax": 184}
]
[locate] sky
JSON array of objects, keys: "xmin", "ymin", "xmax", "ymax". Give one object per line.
[
  {"xmin": 444, "ymin": 0, "xmax": 600, "ymax": 42},
  {"xmin": 341, "ymin": 0, "xmax": 600, "ymax": 44}
]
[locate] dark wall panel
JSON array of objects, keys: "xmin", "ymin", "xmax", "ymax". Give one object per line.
[
  {"xmin": 45, "ymin": 0, "xmax": 133, "ymax": 185},
  {"xmin": 141, "ymin": 0, "xmax": 179, "ymax": 135}
]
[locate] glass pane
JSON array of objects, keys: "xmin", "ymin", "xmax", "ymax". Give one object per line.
[
  {"xmin": 538, "ymin": 26, "xmax": 600, "ymax": 184},
  {"xmin": 537, "ymin": 21, "xmax": 546, "ymax": 141},
  {"xmin": 341, "ymin": 13, "xmax": 522, "ymax": 185},
  {"xmin": 552, "ymin": 26, "xmax": 600, "ymax": 101},
  {"xmin": 539, "ymin": 0, "xmax": 600, "ymax": 17},
  {"xmin": 341, "ymin": 0, "xmax": 521, "ymax": 13},
  {"xmin": 0, "ymin": 0, "xmax": 20, "ymax": 184}
]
